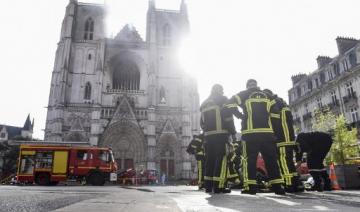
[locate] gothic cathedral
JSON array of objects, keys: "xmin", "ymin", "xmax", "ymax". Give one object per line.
[{"xmin": 45, "ymin": 0, "xmax": 200, "ymax": 179}]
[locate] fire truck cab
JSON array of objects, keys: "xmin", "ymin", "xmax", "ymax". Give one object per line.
[{"xmin": 17, "ymin": 144, "xmax": 118, "ymax": 186}]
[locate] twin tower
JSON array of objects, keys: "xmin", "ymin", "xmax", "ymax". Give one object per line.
[{"xmin": 45, "ymin": 0, "xmax": 200, "ymax": 179}]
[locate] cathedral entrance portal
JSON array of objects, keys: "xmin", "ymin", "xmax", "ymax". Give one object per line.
[
  {"xmin": 100, "ymin": 121, "xmax": 145, "ymax": 171},
  {"xmin": 157, "ymin": 134, "xmax": 179, "ymax": 179}
]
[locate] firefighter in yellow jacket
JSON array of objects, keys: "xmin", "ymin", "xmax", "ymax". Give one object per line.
[
  {"xmin": 200, "ymin": 84, "xmax": 236, "ymax": 193},
  {"xmin": 264, "ymin": 89, "xmax": 304, "ymax": 193},
  {"xmin": 186, "ymin": 134, "xmax": 205, "ymax": 189},
  {"xmin": 225, "ymin": 79, "xmax": 285, "ymax": 195}
]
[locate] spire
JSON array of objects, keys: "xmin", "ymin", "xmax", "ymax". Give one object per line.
[
  {"xmin": 148, "ymin": 0, "xmax": 155, "ymax": 10},
  {"xmin": 23, "ymin": 114, "xmax": 32, "ymax": 131},
  {"xmin": 32, "ymin": 118, "xmax": 35, "ymax": 131},
  {"xmin": 180, "ymin": 0, "xmax": 188, "ymax": 16}
]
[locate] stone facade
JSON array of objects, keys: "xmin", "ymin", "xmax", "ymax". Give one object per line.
[
  {"xmin": 44, "ymin": 0, "xmax": 200, "ymax": 179},
  {"xmin": 288, "ymin": 37, "xmax": 360, "ymax": 134},
  {"xmin": 0, "ymin": 115, "xmax": 34, "ymax": 142}
]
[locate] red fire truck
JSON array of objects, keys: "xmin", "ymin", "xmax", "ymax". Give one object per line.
[{"xmin": 16, "ymin": 144, "xmax": 118, "ymax": 186}]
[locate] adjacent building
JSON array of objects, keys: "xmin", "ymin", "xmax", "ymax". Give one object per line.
[
  {"xmin": 288, "ymin": 37, "xmax": 360, "ymax": 133},
  {"xmin": 0, "ymin": 115, "xmax": 34, "ymax": 142},
  {"xmin": 44, "ymin": 0, "xmax": 200, "ymax": 179}
]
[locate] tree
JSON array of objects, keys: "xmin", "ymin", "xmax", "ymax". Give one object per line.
[
  {"xmin": 312, "ymin": 109, "xmax": 359, "ymax": 165},
  {"xmin": 331, "ymin": 115, "xmax": 358, "ymax": 165},
  {"xmin": 0, "ymin": 141, "xmax": 19, "ymax": 178},
  {"xmin": 312, "ymin": 108, "xmax": 336, "ymax": 133}
]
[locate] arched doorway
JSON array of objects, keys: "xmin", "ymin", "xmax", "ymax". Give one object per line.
[
  {"xmin": 157, "ymin": 134, "xmax": 180, "ymax": 178},
  {"xmin": 160, "ymin": 147, "xmax": 175, "ymax": 177},
  {"xmin": 100, "ymin": 121, "xmax": 145, "ymax": 171}
]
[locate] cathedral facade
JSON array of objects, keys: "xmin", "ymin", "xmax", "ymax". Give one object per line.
[{"xmin": 45, "ymin": 0, "xmax": 200, "ymax": 179}]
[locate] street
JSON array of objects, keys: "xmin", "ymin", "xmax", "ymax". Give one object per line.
[{"xmin": 1, "ymin": 185, "xmax": 360, "ymax": 212}]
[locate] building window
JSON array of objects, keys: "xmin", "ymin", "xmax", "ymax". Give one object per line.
[
  {"xmin": 332, "ymin": 63, "xmax": 340, "ymax": 76},
  {"xmin": 160, "ymin": 86, "xmax": 166, "ymax": 103},
  {"xmin": 0, "ymin": 133, "xmax": 5, "ymax": 138},
  {"xmin": 84, "ymin": 18, "xmax": 94, "ymax": 40},
  {"xmin": 302, "ymin": 85, "xmax": 306, "ymax": 94},
  {"xmin": 349, "ymin": 52, "xmax": 357, "ymax": 67},
  {"xmin": 315, "ymin": 78, "xmax": 319, "ymax": 88},
  {"xmin": 328, "ymin": 70, "xmax": 333, "ymax": 80},
  {"xmin": 330, "ymin": 91, "xmax": 337, "ymax": 105},
  {"xmin": 88, "ymin": 54, "xmax": 92, "ymax": 60},
  {"xmin": 316, "ymin": 98, "xmax": 322, "ymax": 109},
  {"xmin": 342, "ymin": 60, "xmax": 349, "ymax": 71},
  {"xmin": 296, "ymin": 86, "xmax": 301, "ymax": 97},
  {"xmin": 84, "ymin": 82, "xmax": 91, "ymax": 100},
  {"xmin": 162, "ymin": 24, "xmax": 171, "ymax": 46},
  {"xmin": 304, "ymin": 103, "xmax": 309, "ymax": 114},
  {"xmin": 345, "ymin": 82, "xmax": 354, "ymax": 97},
  {"xmin": 307, "ymin": 80, "xmax": 313, "ymax": 90},
  {"xmin": 320, "ymin": 72, "xmax": 325, "ymax": 83},
  {"xmin": 112, "ymin": 60, "xmax": 140, "ymax": 90},
  {"xmin": 350, "ymin": 107, "xmax": 359, "ymax": 122}
]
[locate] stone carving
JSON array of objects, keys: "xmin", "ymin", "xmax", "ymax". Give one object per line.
[{"xmin": 110, "ymin": 97, "xmax": 137, "ymax": 125}]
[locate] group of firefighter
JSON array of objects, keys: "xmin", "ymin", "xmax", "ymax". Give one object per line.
[{"xmin": 187, "ymin": 79, "xmax": 333, "ymax": 194}]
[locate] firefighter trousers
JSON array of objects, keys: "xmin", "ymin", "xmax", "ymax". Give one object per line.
[
  {"xmin": 227, "ymin": 156, "xmax": 240, "ymax": 185},
  {"xmin": 242, "ymin": 133, "xmax": 284, "ymax": 191},
  {"xmin": 197, "ymin": 159, "xmax": 205, "ymax": 187},
  {"xmin": 277, "ymin": 144, "xmax": 297, "ymax": 187},
  {"xmin": 204, "ymin": 134, "xmax": 228, "ymax": 190}
]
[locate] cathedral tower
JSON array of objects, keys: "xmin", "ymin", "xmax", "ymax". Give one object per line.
[{"xmin": 45, "ymin": 0, "xmax": 200, "ymax": 179}]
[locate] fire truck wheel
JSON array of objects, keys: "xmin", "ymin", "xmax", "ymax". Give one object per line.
[
  {"xmin": 88, "ymin": 172, "xmax": 105, "ymax": 186},
  {"xmin": 35, "ymin": 173, "xmax": 50, "ymax": 186}
]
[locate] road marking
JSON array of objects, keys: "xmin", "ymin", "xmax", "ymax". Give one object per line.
[
  {"xmin": 313, "ymin": 205, "xmax": 330, "ymax": 211},
  {"xmin": 172, "ymin": 193, "xmax": 240, "ymax": 212},
  {"xmin": 262, "ymin": 196, "xmax": 301, "ymax": 206}
]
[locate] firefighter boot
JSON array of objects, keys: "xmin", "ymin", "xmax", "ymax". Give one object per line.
[
  {"xmin": 310, "ymin": 171, "xmax": 323, "ymax": 192},
  {"xmin": 321, "ymin": 170, "xmax": 332, "ymax": 191},
  {"xmin": 242, "ymin": 185, "xmax": 257, "ymax": 195},
  {"xmin": 272, "ymin": 183, "xmax": 286, "ymax": 195},
  {"xmin": 292, "ymin": 176, "xmax": 304, "ymax": 192}
]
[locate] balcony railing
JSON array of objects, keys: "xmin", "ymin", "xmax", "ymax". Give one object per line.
[
  {"xmin": 343, "ymin": 92, "xmax": 357, "ymax": 104},
  {"xmin": 106, "ymin": 89, "xmax": 145, "ymax": 95},
  {"xmin": 326, "ymin": 100, "xmax": 340, "ymax": 110}
]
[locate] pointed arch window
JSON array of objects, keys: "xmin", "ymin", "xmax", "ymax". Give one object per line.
[
  {"xmin": 160, "ymin": 86, "xmax": 166, "ymax": 103},
  {"xmin": 163, "ymin": 24, "xmax": 171, "ymax": 46},
  {"xmin": 84, "ymin": 82, "xmax": 91, "ymax": 100},
  {"xmin": 84, "ymin": 18, "xmax": 94, "ymax": 40},
  {"xmin": 112, "ymin": 60, "xmax": 140, "ymax": 90}
]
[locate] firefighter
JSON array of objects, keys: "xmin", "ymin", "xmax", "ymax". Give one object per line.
[
  {"xmin": 263, "ymin": 89, "xmax": 304, "ymax": 193},
  {"xmin": 200, "ymin": 84, "xmax": 236, "ymax": 193},
  {"xmin": 227, "ymin": 139, "xmax": 243, "ymax": 189},
  {"xmin": 295, "ymin": 132, "xmax": 333, "ymax": 191},
  {"xmin": 186, "ymin": 134, "xmax": 205, "ymax": 189},
  {"xmin": 225, "ymin": 79, "xmax": 285, "ymax": 195},
  {"xmin": 226, "ymin": 140, "xmax": 241, "ymax": 187}
]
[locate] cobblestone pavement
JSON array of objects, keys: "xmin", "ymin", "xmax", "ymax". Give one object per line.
[{"xmin": 1, "ymin": 185, "xmax": 360, "ymax": 212}]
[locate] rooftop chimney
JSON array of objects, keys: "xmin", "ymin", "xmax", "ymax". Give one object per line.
[
  {"xmin": 291, "ymin": 73, "xmax": 307, "ymax": 85},
  {"xmin": 336, "ymin": 36, "xmax": 359, "ymax": 55},
  {"xmin": 316, "ymin": 56, "xmax": 332, "ymax": 69}
]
